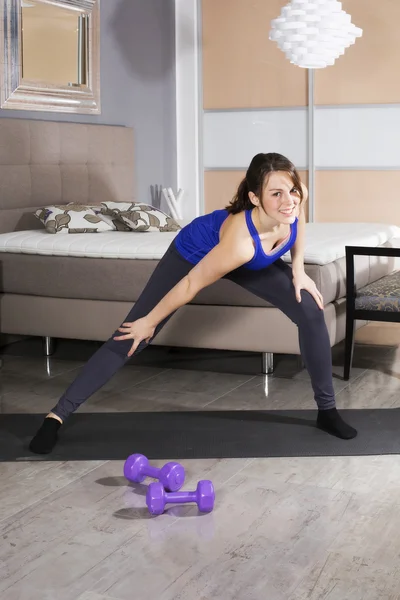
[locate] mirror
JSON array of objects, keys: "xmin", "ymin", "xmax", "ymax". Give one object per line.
[
  {"xmin": 0, "ymin": 0, "xmax": 100, "ymax": 113},
  {"xmin": 22, "ymin": 2, "xmax": 83, "ymax": 86}
]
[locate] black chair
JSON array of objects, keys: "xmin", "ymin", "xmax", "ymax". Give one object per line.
[{"xmin": 344, "ymin": 245, "xmax": 400, "ymax": 380}]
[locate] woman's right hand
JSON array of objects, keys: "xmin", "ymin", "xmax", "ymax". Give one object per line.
[{"xmin": 113, "ymin": 317, "xmax": 156, "ymax": 357}]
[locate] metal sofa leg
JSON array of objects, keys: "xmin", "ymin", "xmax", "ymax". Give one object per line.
[
  {"xmin": 42, "ymin": 336, "xmax": 56, "ymax": 357},
  {"xmin": 262, "ymin": 352, "xmax": 274, "ymax": 374}
]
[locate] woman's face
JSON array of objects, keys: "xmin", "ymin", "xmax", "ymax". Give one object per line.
[{"xmin": 257, "ymin": 171, "xmax": 301, "ymax": 224}]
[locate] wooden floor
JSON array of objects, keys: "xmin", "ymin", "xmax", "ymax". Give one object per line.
[{"xmin": 1, "ymin": 325, "xmax": 400, "ymax": 600}]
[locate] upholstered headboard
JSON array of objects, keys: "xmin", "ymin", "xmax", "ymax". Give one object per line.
[{"xmin": 0, "ymin": 119, "xmax": 135, "ymax": 233}]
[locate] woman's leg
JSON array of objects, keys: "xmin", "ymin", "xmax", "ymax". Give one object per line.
[
  {"xmin": 29, "ymin": 243, "xmax": 195, "ymax": 453},
  {"xmin": 226, "ymin": 260, "xmax": 357, "ymax": 439}
]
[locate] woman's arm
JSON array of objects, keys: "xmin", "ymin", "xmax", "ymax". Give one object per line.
[
  {"xmin": 290, "ymin": 182, "xmax": 308, "ymax": 273},
  {"xmin": 290, "ymin": 204, "xmax": 306, "ymax": 273},
  {"xmin": 289, "ymin": 183, "xmax": 323, "ymax": 309},
  {"xmin": 147, "ymin": 236, "xmax": 250, "ymax": 328},
  {"xmin": 115, "ymin": 226, "xmax": 253, "ymax": 355}
]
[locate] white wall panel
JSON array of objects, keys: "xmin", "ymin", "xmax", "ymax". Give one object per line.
[
  {"xmin": 204, "ymin": 109, "xmax": 308, "ymax": 169},
  {"xmin": 315, "ymin": 106, "xmax": 400, "ymax": 168}
]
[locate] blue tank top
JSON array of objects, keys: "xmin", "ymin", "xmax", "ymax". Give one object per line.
[{"xmin": 174, "ymin": 209, "xmax": 298, "ymax": 271}]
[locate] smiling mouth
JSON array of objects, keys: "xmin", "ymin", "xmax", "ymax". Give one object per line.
[{"xmin": 280, "ymin": 208, "xmax": 294, "ymax": 215}]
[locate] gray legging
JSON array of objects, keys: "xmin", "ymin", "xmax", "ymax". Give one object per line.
[{"xmin": 51, "ymin": 241, "xmax": 335, "ymax": 421}]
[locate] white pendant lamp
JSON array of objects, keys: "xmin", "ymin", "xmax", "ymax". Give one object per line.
[{"xmin": 269, "ymin": 0, "xmax": 363, "ymax": 69}]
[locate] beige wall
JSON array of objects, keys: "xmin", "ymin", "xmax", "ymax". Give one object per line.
[
  {"xmin": 315, "ymin": 0, "xmax": 400, "ymax": 105},
  {"xmin": 202, "ymin": 0, "xmax": 308, "ymax": 217},
  {"xmin": 202, "ymin": 0, "xmax": 307, "ymax": 109},
  {"xmin": 204, "ymin": 171, "xmax": 245, "ymax": 214},
  {"xmin": 201, "ymin": 0, "xmax": 400, "ymax": 226},
  {"xmin": 314, "ymin": 0, "xmax": 400, "ymax": 226},
  {"xmin": 315, "ymin": 171, "xmax": 400, "ymax": 223}
]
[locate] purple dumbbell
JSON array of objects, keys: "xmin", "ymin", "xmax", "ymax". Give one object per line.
[
  {"xmin": 146, "ymin": 480, "xmax": 215, "ymax": 515},
  {"xmin": 123, "ymin": 453, "xmax": 185, "ymax": 492}
]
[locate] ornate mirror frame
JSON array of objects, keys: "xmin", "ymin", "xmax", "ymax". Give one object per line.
[{"xmin": 0, "ymin": 0, "xmax": 100, "ymax": 113}]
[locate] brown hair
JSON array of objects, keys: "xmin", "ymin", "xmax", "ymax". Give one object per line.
[{"xmin": 225, "ymin": 153, "xmax": 303, "ymax": 214}]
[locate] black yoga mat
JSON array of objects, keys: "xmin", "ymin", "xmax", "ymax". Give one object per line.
[{"xmin": 2, "ymin": 409, "xmax": 400, "ymax": 461}]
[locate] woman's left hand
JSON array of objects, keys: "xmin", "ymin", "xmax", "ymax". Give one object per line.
[{"xmin": 292, "ymin": 270, "xmax": 324, "ymax": 310}]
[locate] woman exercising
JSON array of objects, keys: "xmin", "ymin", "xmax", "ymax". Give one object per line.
[{"xmin": 30, "ymin": 152, "xmax": 356, "ymax": 454}]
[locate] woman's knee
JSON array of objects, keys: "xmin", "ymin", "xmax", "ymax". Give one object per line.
[
  {"xmin": 104, "ymin": 334, "xmax": 149, "ymax": 358},
  {"xmin": 104, "ymin": 334, "xmax": 131, "ymax": 357},
  {"xmin": 297, "ymin": 291, "xmax": 325, "ymax": 325}
]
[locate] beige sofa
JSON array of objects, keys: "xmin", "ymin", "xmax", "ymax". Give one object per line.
[{"xmin": 0, "ymin": 119, "xmax": 397, "ymax": 372}]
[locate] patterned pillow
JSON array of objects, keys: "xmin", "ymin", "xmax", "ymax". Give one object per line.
[
  {"xmin": 34, "ymin": 204, "xmax": 114, "ymax": 234},
  {"xmin": 96, "ymin": 201, "xmax": 181, "ymax": 232}
]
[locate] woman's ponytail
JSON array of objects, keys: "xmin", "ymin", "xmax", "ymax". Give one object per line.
[{"xmin": 225, "ymin": 177, "xmax": 253, "ymax": 214}]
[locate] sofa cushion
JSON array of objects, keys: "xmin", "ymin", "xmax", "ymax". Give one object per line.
[
  {"xmin": 355, "ymin": 271, "xmax": 400, "ymax": 312},
  {"xmin": 95, "ymin": 201, "xmax": 181, "ymax": 232},
  {"xmin": 34, "ymin": 204, "xmax": 114, "ymax": 234}
]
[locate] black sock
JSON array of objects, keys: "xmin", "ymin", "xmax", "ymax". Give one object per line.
[
  {"xmin": 317, "ymin": 408, "xmax": 357, "ymax": 440},
  {"xmin": 29, "ymin": 417, "xmax": 62, "ymax": 454}
]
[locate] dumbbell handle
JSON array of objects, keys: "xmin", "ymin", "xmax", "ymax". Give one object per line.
[
  {"xmin": 141, "ymin": 464, "xmax": 161, "ymax": 479},
  {"xmin": 164, "ymin": 491, "xmax": 197, "ymax": 504}
]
